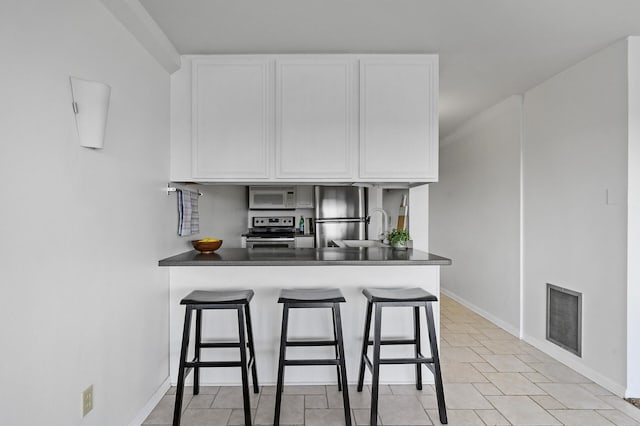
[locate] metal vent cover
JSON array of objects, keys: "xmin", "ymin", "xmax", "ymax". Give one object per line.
[{"xmin": 546, "ymin": 283, "xmax": 582, "ymax": 357}]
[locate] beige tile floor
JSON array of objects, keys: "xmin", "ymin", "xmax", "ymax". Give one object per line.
[{"xmin": 143, "ymin": 295, "xmax": 640, "ymax": 425}]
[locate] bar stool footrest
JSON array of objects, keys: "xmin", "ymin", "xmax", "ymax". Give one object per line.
[
  {"xmin": 379, "ymin": 357, "xmax": 434, "ymax": 365},
  {"xmin": 199, "ymin": 341, "xmax": 248, "ymax": 348},
  {"xmin": 284, "ymin": 359, "xmax": 341, "ymax": 366},
  {"xmin": 366, "ymin": 338, "xmax": 418, "ymax": 346},
  {"xmin": 185, "ymin": 361, "xmax": 243, "ymax": 368},
  {"xmin": 286, "ymin": 339, "xmax": 338, "ymax": 347},
  {"xmin": 361, "ymin": 354, "xmax": 434, "ymax": 368}
]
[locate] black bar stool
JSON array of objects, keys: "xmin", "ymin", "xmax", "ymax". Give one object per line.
[
  {"xmin": 274, "ymin": 288, "xmax": 351, "ymax": 426},
  {"xmin": 173, "ymin": 290, "xmax": 259, "ymax": 426},
  {"xmin": 356, "ymin": 288, "xmax": 447, "ymax": 425}
]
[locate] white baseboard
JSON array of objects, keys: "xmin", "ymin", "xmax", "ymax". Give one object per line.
[
  {"xmin": 440, "ymin": 288, "xmax": 520, "ymax": 338},
  {"xmin": 129, "ymin": 377, "xmax": 171, "ymax": 426},
  {"xmin": 523, "ymin": 334, "xmax": 626, "ymax": 397}
]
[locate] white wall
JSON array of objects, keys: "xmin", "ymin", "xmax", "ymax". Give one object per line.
[
  {"xmin": 523, "ymin": 39, "xmax": 628, "ymax": 394},
  {"xmin": 430, "ymin": 96, "xmax": 522, "ymax": 334},
  {"xmin": 626, "ymin": 37, "xmax": 640, "ymax": 397},
  {"xmin": 170, "ymin": 56, "xmax": 193, "ymax": 181},
  {"xmin": 409, "ymin": 185, "xmax": 430, "ymax": 252},
  {"xmin": 0, "ymin": 1, "xmax": 181, "ymax": 424}
]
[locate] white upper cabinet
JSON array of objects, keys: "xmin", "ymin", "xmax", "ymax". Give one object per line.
[
  {"xmin": 359, "ymin": 57, "xmax": 439, "ymax": 181},
  {"xmin": 276, "ymin": 58, "xmax": 356, "ymax": 179},
  {"xmin": 191, "ymin": 57, "xmax": 273, "ymax": 179},
  {"xmin": 173, "ymin": 55, "xmax": 438, "ymax": 183}
]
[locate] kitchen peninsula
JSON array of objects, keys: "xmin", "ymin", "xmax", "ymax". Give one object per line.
[{"xmin": 159, "ymin": 247, "xmax": 451, "ymax": 387}]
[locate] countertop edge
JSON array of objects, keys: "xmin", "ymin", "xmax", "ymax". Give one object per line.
[
  {"xmin": 158, "ymin": 260, "xmax": 452, "ymax": 266},
  {"xmin": 158, "ymin": 248, "xmax": 452, "ymax": 267}
]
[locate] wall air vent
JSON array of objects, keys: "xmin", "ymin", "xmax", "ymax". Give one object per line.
[{"xmin": 546, "ymin": 283, "xmax": 582, "ymax": 357}]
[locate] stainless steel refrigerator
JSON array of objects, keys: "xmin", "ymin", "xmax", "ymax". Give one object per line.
[{"xmin": 314, "ymin": 186, "xmax": 368, "ymax": 247}]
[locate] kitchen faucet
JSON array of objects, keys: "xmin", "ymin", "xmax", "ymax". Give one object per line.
[{"xmin": 368, "ymin": 208, "xmax": 389, "ymax": 242}]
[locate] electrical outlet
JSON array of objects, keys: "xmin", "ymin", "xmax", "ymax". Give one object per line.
[{"xmin": 82, "ymin": 385, "xmax": 93, "ymax": 417}]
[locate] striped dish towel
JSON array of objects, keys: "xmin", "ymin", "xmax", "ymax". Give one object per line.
[
  {"xmin": 190, "ymin": 190, "xmax": 199, "ymax": 234},
  {"xmin": 177, "ymin": 189, "xmax": 199, "ymax": 236}
]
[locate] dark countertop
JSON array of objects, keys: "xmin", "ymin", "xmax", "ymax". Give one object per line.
[{"xmin": 158, "ymin": 248, "xmax": 452, "ymax": 267}]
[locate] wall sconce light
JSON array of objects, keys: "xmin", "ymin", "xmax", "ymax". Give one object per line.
[{"xmin": 69, "ymin": 77, "xmax": 111, "ymax": 149}]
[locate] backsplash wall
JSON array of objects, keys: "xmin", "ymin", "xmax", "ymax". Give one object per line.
[{"xmin": 175, "ymin": 185, "xmax": 249, "ymax": 248}]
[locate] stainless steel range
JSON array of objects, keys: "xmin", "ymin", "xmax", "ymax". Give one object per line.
[{"xmin": 242, "ymin": 216, "xmax": 296, "ymax": 248}]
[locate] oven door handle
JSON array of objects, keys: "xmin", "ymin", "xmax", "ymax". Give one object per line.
[{"xmin": 246, "ymin": 237, "xmax": 295, "ymax": 243}]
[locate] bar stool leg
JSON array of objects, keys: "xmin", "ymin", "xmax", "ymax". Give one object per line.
[
  {"xmin": 244, "ymin": 304, "xmax": 260, "ymax": 393},
  {"xmin": 194, "ymin": 309, "xmax": 202, "ymax": 395},
  {"xmin": 274, "ymin": 304, "xmax": 290, "ymax": 426},
  {"xmin": 237, "ymin": 305, "xmax": 252, "ymax": 426},
  {"xmin": 332, "ymin": 303, "xmax": 352, "ymax": 425},
  {"xmin": 357, "ymin": 301, "xmax": 373, "ymax": 392},
  {"xmin": 173, "ymin": 306, "xmax": 193, "ymax": 426},
  {"xmin": 414, "ymin": 306, "xmax": 423, "ymax": 390},
  {"xmin": 331, "ymin": 307, "xmax": 342, "ymax": 391},
  {"xmin": 370, "ymin": 304, "xmax": 383, "ymax": 426},
  {"xmin": 425, "ymin": 303, "xmax": 447, "ymax": 424}
]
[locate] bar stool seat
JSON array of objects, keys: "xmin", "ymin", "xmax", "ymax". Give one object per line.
[
  {"xmin": 274, "ymin": 288, "xmax": 351, "ymax": 426},
  {"xmin": 278, "ymin": 288, "xmax": 346, "ymax": 303},
  {"xmin": 363, "ymin": 287, "xmax": 439, "ymax": 303},
  {"xmin": 173, "ymin": 289, "xmax": 258, "ymax": 426},
  {"xmin": 357, "ymin": 287, "xmax": 447, "ymax": 425},
  {"xmin": 181, "ymin": 289, "xmax": 255, "ymax": 304}
]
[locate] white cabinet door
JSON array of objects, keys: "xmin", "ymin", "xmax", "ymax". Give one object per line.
[
  {"xmin": 192, "ymin": 58, "xmax": 273, "ymax": 179},
  {"xmin": 359, "ymin": 57, "xmax": 438, "ymax": 181},
  {"xmin": 276, "ymin": 58, "xmax": 356, "ymax": 179}
]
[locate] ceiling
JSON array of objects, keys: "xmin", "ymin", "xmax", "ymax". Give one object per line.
[{"xmin": 139, "ymin": 0, "xmax": 640, "ymax": 138}]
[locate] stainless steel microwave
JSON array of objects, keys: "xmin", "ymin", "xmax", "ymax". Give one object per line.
[{"xmin": 249, "ymin": 186, "xmax": 296, "ymax": 209}]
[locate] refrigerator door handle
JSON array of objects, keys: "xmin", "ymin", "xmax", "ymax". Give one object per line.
[{"xmin": 314, "ymin": 217, "xmax": 368, "ymax": 224}]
